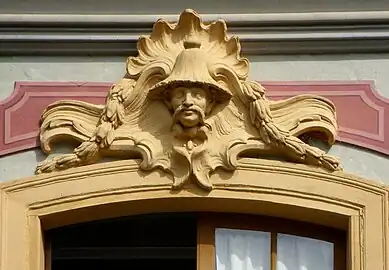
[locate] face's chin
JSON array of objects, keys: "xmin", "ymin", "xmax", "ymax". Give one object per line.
[{"xmin": 178, "ymin": 110, "xmax": 201, "ymax": 128}]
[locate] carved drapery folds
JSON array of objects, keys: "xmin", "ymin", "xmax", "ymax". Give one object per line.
[{"xmin": 35, "ymin": 9, "xmax": 341, "ymax": 190}]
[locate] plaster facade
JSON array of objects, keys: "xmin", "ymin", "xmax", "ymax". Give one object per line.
[
  {"xmin": 0, "ymin": 8, "xmax": 389, "ymax": 270},
  {"xmin": 1, "ymin": 54, "xmax": 389, "ymax": 183}
]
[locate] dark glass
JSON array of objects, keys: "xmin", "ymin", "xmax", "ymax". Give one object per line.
[{"xmin": 48, "ymin": 213, "xmax": 197, "ymax": 270}]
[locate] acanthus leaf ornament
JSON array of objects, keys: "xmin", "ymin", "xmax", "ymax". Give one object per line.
[{"xmin": 35, "ymin": 9, "xmax": 342, "ymax": 190}]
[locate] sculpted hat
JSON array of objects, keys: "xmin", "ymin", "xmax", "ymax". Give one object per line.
[{"xmin": 148, "ymin": 41, "xmax": 232, "ymax": 103}]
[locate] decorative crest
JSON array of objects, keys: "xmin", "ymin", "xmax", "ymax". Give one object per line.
[{"xmin": 36, "ymin": 9, "xmax": 341, "ymax": 190}]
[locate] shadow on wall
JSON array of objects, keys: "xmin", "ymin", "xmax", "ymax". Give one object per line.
[
  {"xmin": 250, "ymin": 54, "xmax": 389, "ymax": 63},
  {"xmin": 1, "ymin": 0, "xmax": 389, "ymax": 14},
  {"xmin": 1, "ymin": 139, "xmax": 388, "ymax": 184},
  {"xmin": 0, "ymin": 56, "xmax": 127, "ymax": 65}
]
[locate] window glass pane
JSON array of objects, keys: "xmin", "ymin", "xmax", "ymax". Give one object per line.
[
  {"xmin": 48, "ymin": 213, "xmax": 197, "ymax": 270},
  {"xmin": 215, "ymin": 228, "xmax": 271, "ymax": 270},
  {"xmin": 277, "ymin": 234, "xmax": 333, "ymax": 270}
]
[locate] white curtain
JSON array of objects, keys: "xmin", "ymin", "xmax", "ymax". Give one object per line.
[
  {"xmin": 277, "ymin": 234, "xmax": 334, "ymax": 270},
  {"xmin": 215, "ymin": 229, "xmax": 334, "ymax": 270},
  {"xmin": 215, "ymin": 228, "xmax": 271, "ymax": 270}
]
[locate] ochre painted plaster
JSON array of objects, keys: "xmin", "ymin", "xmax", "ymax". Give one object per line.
[
  {"xmin": 0, "ymin": 159, "xmax": 388, "ymax": 270},
  {"xmin": 33, "ymin": 10, "xmax": 342, "ymax": 189}
]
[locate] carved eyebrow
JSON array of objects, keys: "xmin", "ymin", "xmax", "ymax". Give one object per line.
[
  {"xmin": 173, "ymin": 87, "xmax": 186, "ymax": 92},
  {"xmin": 193, "ymin": 89, "xmax": 205, "ymax": 95}
]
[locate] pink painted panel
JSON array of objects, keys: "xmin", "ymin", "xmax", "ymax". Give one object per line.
[
  {"xmin": 264, "ymin": 81, "xmax": 388, "ymax": 155},
  {"xmin": 0, "ymin": 82, "xmax": 109, "ymax": 156},
  {"xmin": 1, "ymin": 81, "xmax": 388, "ymax": 156}
]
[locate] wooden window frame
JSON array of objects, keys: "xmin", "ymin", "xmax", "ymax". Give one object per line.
[
  {"xmin": 44, "ymin": 212, "xmax": 346, "ymax": 270},
  {"xmin": 197, "ymin": 213, "xmax": 347, "ymax": 270}
]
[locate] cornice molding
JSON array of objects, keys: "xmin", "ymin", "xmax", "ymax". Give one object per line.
[
  {"xmin": 3, "ymin": 158, "xmax": 384, "ymax": 194},
  {"xmin": 2, "ymin": 11, "xmax": 389, "ymax": 55}
]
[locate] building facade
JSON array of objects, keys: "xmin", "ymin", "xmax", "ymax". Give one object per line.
[{"xmin": 1, "ymin": 2, "xmax": 389, "ymax": 270}]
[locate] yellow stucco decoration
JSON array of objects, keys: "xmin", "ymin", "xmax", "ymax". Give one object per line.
[{"xmin": 35, "ymin": 9, "xmax": 341, "ymax": 190}]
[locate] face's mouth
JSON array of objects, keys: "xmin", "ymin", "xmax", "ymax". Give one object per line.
[
  {"xmin": 172, "ymin": 105, "xmax": 206, "ymax": 129},
  {"xmin": 181, "ymin": 109, "xmax": 197, "ymax": 116}
]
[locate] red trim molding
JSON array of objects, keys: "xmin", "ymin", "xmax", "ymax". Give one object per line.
[{"xmin": 1, "ymin": 81, "xmax": 388, "ymax": 156}]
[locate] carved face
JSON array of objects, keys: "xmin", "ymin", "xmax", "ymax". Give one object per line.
[{"xmin": 169, "ymin": 86, "xmax": 211, "ymax": 128}]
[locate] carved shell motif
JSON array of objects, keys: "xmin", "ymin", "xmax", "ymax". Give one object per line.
[
  {"xmin": 36, "ymin": 9, "xmax": 341, "ymax": 191},
  {"xmin": 126, "ymin": 9, "xmax": 249, "ymax": 81}
]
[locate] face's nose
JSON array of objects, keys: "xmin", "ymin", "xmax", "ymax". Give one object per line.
[{"xmin": 182, "ymin": 91, "xmax": 194, "ymax": 107}]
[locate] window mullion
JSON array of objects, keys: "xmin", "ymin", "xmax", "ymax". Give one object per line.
[
  {"xmin": 197, "ymin": 214, "xmax": 216, "ymax": 270},
  {"xmin": 271, "ymin": 232, "xmax": 277, "ymax": 270}
]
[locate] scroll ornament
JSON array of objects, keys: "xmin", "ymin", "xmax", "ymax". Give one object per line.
[{"xmin": 35, "ymin": 9, "xmax": 341, "ymax": 190}]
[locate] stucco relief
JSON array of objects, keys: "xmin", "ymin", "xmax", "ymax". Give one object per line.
[{"xmin": 35, "ymin": 9, "xmax": 341, "ymax": 190}]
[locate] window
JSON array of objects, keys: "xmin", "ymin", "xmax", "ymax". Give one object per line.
[
  {"xmin": 198, "ymin": 213, "xmax": 346, "ymax": 270},
  {"xmin": 45, "ymin": 213, "xmax": 346, "ymax": 270}
]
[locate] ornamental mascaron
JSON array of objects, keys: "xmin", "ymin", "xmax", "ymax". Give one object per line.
[{"xmin": 35, "ymin": 9, "xmax": 341, "ymax": 190}]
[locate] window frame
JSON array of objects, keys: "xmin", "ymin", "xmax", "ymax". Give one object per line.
[
  {"xmin": 44, "ymin": 212, "xmax": 346, "ymax": 270},
  {"xmin": 197, "ymin": 213, "xmax": 347, "ymax": 270},
  {"xmin": 0, "ymin": 158, "xmax": 387, "ymax": 270}
]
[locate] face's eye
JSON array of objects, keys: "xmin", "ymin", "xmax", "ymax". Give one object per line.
[
  {"xmin": 172, "ymin": 88, "xmax": 185, "ymax": 99},
  {"xmin": 193, "ymin": 88, "xmax": 206, "ymax": 99}
]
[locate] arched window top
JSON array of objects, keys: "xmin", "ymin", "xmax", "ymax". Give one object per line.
[{"xmin": 0, "ymin": 158, "xmax": 387, "ymax": 270}]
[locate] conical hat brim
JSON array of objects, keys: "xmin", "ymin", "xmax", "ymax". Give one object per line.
[
  {"xmin": 149, "ymin": 79, "xmax": 232, "ymax": 103},
  {"xmin": 148, "ymin": 47, "xmax": 232, "ymax": 102}
]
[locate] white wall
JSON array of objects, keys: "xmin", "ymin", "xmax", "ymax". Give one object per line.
[
  {"xmin": 0, "ymin": 56, "xmax": 126, "ymax": 101},
  {"xmin": 1, "ymin": 54, "xmax": 389, "ymax": 183}
]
